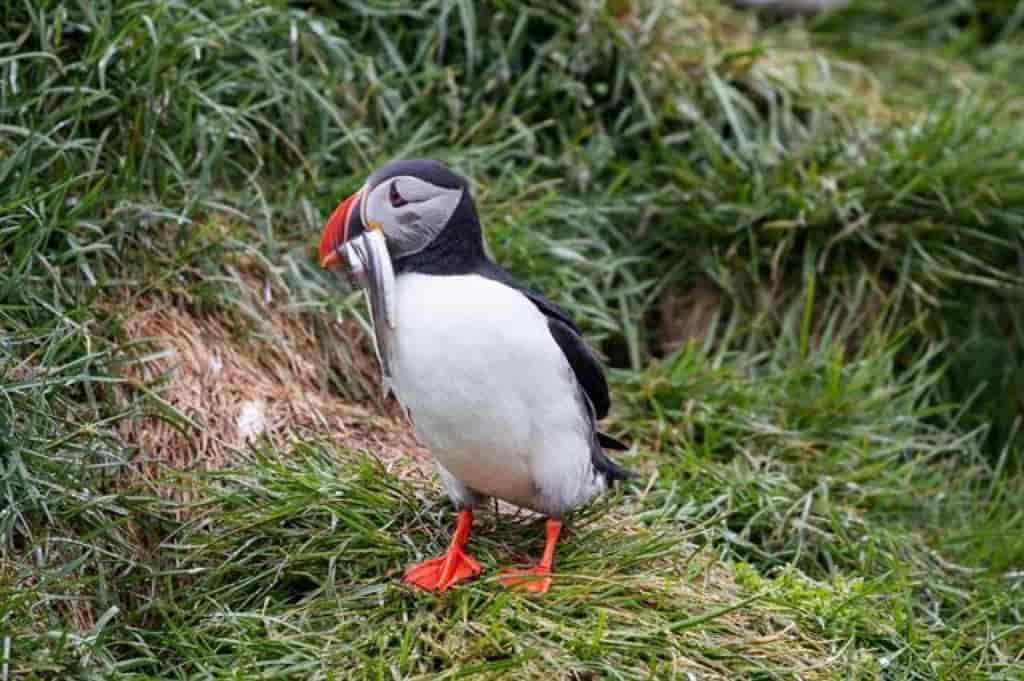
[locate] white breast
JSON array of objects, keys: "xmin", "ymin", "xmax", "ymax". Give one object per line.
[{"xmin": 387, "ymin": 273, "xmax": 603, "ymax": 515}]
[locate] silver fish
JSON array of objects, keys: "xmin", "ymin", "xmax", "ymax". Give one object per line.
[{"xmin": 341, "ymin": 230, "xmax": 396, "ymax": 392}]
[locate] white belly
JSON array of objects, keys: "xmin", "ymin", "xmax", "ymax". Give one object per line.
[{"xmin": 388, "ymin": 273, "xmax": 601, "ymax": 515}]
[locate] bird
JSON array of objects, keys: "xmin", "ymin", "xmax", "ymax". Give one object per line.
[{"xmin": 319, "ymin": 159, "xmax": 634, "ymax": 594}]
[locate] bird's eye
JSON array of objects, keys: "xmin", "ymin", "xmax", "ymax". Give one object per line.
[{"xmin": 389, "ymin": 181, "xmax": 407, "ymax": 208}]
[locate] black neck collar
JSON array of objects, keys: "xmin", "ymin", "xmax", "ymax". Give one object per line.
[{"xmin": 393, "ymin": 191, "xmax": 490, "ymax": 275}]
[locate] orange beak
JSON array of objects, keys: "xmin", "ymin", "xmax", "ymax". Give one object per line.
[{"xmin": 319, "ymin": 189, "xmax": 362, "ymax": 268}]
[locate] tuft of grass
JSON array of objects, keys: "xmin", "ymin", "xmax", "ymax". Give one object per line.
[{"xmin": 620, "ymin": 294, "xmax": 1024, "ymax": 678}]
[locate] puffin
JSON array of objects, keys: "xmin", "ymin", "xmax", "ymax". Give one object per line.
[{"xmin": 319, "ymin": 159, "xmax": 634, "ymax": 594}]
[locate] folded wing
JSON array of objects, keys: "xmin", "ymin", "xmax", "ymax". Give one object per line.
[{"xmin": 476, "ymin": 262, "xmax": 630, "ymax": 452}]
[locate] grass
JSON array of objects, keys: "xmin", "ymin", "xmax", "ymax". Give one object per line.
[
  {"xmin": 2, "ymin": 0, "xmax": 1024, "ymax": 678},
  {"xmin": 113, "ymin": 446, "xmax": 837, "ymax": 679}
]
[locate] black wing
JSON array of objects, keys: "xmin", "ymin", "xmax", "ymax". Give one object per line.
[
  {"xmin": 535, "ymin": 310, "xmax": 628, "ymax": 451},
  {"xmin": 476, "ymin": 262, "xmax": 626, "ymax": 437},
  {"xmin": 544, "ymin": 315, "xmax": 611, "ymax": 420},
  {"xmin": 477, "ymin": 262, "xmax": 634, "ymax": 478}
]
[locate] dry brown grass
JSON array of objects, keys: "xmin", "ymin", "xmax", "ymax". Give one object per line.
[{"xmin": 115, "ymin": 295, "xmax": 428, "ymax": 486}]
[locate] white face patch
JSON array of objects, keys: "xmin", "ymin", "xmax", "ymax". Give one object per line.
[{"xmin": 362, "ymin": 175, "xmax": 463, "ymax": 257}]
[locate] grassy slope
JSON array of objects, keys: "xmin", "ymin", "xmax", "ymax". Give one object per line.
[{"xmin": 2, "ymin": 0, "xmax": 1023, "ymax": 678}]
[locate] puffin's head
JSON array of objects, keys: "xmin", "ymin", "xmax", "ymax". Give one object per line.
[{"xmin": 319, "ymin": 159, "xmax": 467, "ymax": 269}]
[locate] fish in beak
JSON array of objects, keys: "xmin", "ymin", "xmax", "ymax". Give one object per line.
[{"xmin": 318, "ymin": 186, "xmax": 396, "ymax": 390}]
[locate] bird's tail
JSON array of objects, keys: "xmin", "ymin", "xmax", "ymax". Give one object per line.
[
  {"xmin": 597, "ymin": 431, "xmax": 629, "ymax": 451},
  {"xmin": 592, "ymin": 432, "xmax": 637, "ymax": 484}
]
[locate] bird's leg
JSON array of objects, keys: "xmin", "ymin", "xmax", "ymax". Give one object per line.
[
  {"xmin": 403, "ymin": 509, "xmax": 482, "ymax": 592},
  {"xmin": 500, "ymin": 518, "xmax": 562, "ymax": 594}
]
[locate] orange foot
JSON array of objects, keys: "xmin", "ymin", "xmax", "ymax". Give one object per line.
[
  {"xmin": 404, "ymin": 548, "xmax": 482, "ymax": 592},
  {"xmin": 499, "ymin": 518, "xmax": 562, "ymax": 595},
  {"xmin": 499, "ymin": 565, "xmax": 552, "ymax": 593},
  {"xmin": 403, "ymin": 509, "xmax": 482, "ymax": 592}
]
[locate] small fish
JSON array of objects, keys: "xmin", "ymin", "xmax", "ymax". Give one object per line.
[{"xmin": 341, "ymin": 230, "xmax": 396, "ymax": 391}]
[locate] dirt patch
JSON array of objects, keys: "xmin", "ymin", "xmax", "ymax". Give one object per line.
[
  {"xmin": 658, "ymin": 270, "xmax": 892, "ymax": 356},
  {"xmin": 658, "ymin": 276, "xmax": 725, "ymax": 355},
  {"xmin": 116, "ymin": 299, "xmax": 429, "ymax": 486}
]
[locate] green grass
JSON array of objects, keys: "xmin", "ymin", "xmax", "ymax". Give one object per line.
[
  {"xmin": 106, "ymin": 445, "xmax": 839, "ymax": 679},
  {"xmin": 2, "ymin": 0, "xmax": 1024, "ymax": 678}
]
